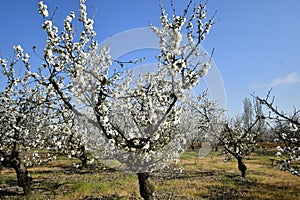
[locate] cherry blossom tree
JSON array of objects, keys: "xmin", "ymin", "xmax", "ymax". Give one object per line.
[
  {"xmin": 218, "ymin": 117, "xmax": 259, "ymax": 178},
  {"xmin": 217, "ymin": 98, "xmax": 262, "ymax": 178},
  {"xmin": 36, "ymin": 0, "xmax": 216, "ymax": 199},
  {"xmin": 190, "ymin": 91, "xmax": 225, "ymax": 153},
  {"xmin": 45, "ymin": 111, "xmax": 93, "ymax": 169},
  {"xmin": 1, "ymin": 0, "xmax": 216, "ymax": 198},
  {"xmin": 0, "ymin": 46, "xmax": 66, "ymax": 194},
  {"xmin": 0, "ymin": 44, "xmax": 91, "ymax": 196},
  {"xmin": 64, "ymin": 130, "xmax": 91, "ymax": 168},
  {"xmin": 256, "ymin": 92, "xmax": 300, "ymax": 176}
]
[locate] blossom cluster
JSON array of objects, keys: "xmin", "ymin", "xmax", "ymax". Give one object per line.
[
  {"xmin": 149, "ymin": 1, "xmax": 214, "ymax": 92},
  {"xmin": 256, "ymin": 94, "xmax": 300, "ymax": 175},
  {"xmin": 273, "ymin": 121, "xmax": 300, "ymax": 175},
  {"xmin": 38, "ymin": 1, "xmax": 49, "ymax": 18}
]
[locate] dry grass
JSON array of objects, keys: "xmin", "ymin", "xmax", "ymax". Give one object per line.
[{"xmin": 0, "ymin": 150, "xmax": 300, "ymax": 199}]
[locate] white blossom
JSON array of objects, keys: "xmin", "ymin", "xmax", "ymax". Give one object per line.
[
  {"xmin": 38, "ymin": 1, "xmax": 49, "ymax": 18},
  {"xmin": 289, "ymin": 122, "xmax": 298, "ymax": 132},
  {"xmin": 198, "ymin": 62, "xmax": 211, "ymax": 77},
  {"xmin": 275, "ymin": 152, "xmax": 282, "ymax": 156},
  {"xmin": 13, "ymin": 45, "xmax": 23, "ymax": 54}
]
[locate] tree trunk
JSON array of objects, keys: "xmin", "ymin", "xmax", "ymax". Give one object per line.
[
  {"xmin": 3, "ymin": 151, "xmax": 32, "ymax": 195},
  {"xmin": 81, "ymin": 157, "xmax": 88, "ymax": 168},
  {"xmin": 137, "ymin": 172, "xmax": 154, "ymax": 200},
  {"xmin": 79, "ymin": 146, "xmax": 88, "ymax": 168},
  {"xmin": 237, "ymin": 157, "xmax": 247, "ymax": 178},
  {"xmin": 14, "ymin": 161, "xmax": 32, "ymax": 195},
  {"xmin": 214, "ymin": 144, "xmax": 218, "ymax": 152}
]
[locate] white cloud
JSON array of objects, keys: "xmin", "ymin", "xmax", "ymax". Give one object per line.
[{"xmin": 250, "ymin": 72, "xmax": 300, "ymax": 90}]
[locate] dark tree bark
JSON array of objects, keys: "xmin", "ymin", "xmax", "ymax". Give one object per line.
[
  {"xmin": 2, "ymin": 151, "xmax": 32, "ymax": 195},
  {"xmin": 237, "ymin": 157, "xmax": 247, "ymax": 178},
  {"xmin": 80, "ymin": 157, "xmax": 88, "ymax": 168},
  {"xmin": 14, "ymin": 160, "xmax": 32, "ymax": 195},
  {"xmin": 79, "ymin": 146, "xmax": 88, "ymax": 168},
  {"xmin": 137, "ymin": 172, "xmax": 154, "ymax": 200}
]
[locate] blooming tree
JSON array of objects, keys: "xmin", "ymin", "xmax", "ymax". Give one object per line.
[
  {"xmin": 0, "ymin": 45, "xmax": 67, "ymax": 194},
  {"xmin": 44, "ymin": 111, "xmax": 93, "ymax": 169},
  {"xmin": 190, "ymin": 91, "xmax": 225, "ymax": 153},
  {"xmin": 217, "ymin": 98, "xmax": 262, "ymax": 178},
  {"xmin": 256, "ymin": 92, "xmax": 300, "ymax": 176},
  {"xmin": 0, "ymin": 38, "xmax": 92, "ymax": 197},
  {"xmin": 1, "ymin": 0, "xmax": 217, "ymax": 198},
  {"xmin": 64, "ymin": 129, "xmax": 92, "ymax": 168}
]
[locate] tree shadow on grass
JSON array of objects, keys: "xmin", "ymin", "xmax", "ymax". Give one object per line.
[
  {"xmin": 79, "ymin": 195, "xmax": 122, "ymax": 200},
  {"xmin": 0, "ymin": 172, "xmax": 23, "ymax": 197},
  {"xmin": 204, "ymin": 173, "xmax": 299, "ymax": 200},
  {"xmin": 0, "ymin": 185, "xmax": 23, "ymax": 198},
  {"xmin": 204, "ymin": 175, "xmax": 257, "ymax": 200},
  {"xmin": 151, "ymin": 166, "xmax": 220, "ymax": 181}
]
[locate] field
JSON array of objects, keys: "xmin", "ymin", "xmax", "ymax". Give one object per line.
[{"xmin": 1, "ymin": 148, "xmax": 300, "ymax": 200}]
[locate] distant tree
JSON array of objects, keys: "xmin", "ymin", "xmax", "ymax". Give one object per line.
[
  {"xmin": 191, "ymin": 91, "xmax": 225, "ymax": 153},
  {"xmin": 65, "ymin": 129, "xmax": 91, "ymax": 168},
  {"xmin": 46, "ymin": 113, "xmax": 92, "ymax": 169},
  {"xmin": 217, "ymin": 98, "xmax": 261, "ymax": 178},
  {"xmin": 242, "ymin": 97, "xmax": 253, "ymax": 129},
  {"xmin": 218, "ymin": 117, "xmax": 260, "ymax": 178},
  {"xmin": 253, "ymin": 98, "xmax": 268, "ymax": 141},
  {"xmin": 256, "ymin": 92, "xmax": 300, "ymax": 176}
]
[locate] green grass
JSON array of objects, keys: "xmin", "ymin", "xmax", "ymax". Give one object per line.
[
  {"xmin": 0, "ymin": 174, "xmax": 15, "ymax": 185},
  {"xmin": 71, "ymin": 180, "xmax": 102, "ymax": 195},
  {"xmin": 1, "ymin": 149, "xmax": 300, "ymax": 199}
]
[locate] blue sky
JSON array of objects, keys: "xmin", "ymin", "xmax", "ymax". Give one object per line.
[{"xmin": 0, "ymin": 0, "xmax": 300, "ymax": 117}]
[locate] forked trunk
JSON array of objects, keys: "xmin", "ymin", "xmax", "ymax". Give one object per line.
[{"xmin": 137, "ymin": 172, "xmax": 154, "ymax": 200}]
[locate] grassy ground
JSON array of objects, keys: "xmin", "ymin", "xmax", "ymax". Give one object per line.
[{"xmin": 0, "ymin": 150, "xmax": 299, "ymax": 199}]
